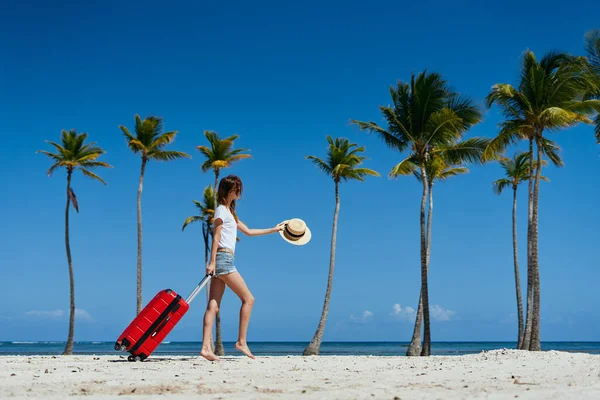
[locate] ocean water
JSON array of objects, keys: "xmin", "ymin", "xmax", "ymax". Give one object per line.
[{"xmin": 1, "ymin": 341, "xmax": 599, "ymax": 356}]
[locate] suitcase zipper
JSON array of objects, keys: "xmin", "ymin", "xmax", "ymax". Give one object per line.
[{"xmin": 129, "ymin": 293, "xmax": 182, "ymax": 355}]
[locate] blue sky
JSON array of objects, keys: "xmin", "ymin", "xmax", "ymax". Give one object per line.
[{"xmin": 1, "ymin": 0, "xmax": 599, "ymax": 343}]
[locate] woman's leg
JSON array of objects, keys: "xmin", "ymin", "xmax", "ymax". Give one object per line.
[
  {"xmin": 219, "ymin": 272, "xmax": 255, "ymax": 359},
  {"xmin": 200, "ymin": 277, "xmax": 226, "ymax": 361}
]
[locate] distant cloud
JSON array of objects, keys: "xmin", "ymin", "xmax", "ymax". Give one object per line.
[
  {"xmin": 391, "ymin": 303, "xmax": 416, "ymax": 321},
  {"xmin": 24, "ymin": 309, "xmax": 93, "ymax": 321},
  {"xmin": 75, "ymin": 309, "xmax": 93, "ymax": 321},
  {"xmin": 350, "ymin": 310, "xmax": 373, "ymax": 323},
  {"xmin": 430, "ymin": 305, "xmax": 455, "ymax": 321},
  {"xmin": 391, "ymin": 303, "xmax": 455, "ymax": 322},
  {"xmin": 502, "ymin": 313, "xmax": 517, "ymax": 324}
]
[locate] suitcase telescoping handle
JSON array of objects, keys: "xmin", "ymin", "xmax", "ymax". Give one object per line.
[{"xmin": 185, "ymin": 273, "xmax": 213, "ymax": 304}]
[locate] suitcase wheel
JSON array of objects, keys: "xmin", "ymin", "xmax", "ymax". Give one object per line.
[
  {"xmin": 114, "ymin": 343, "xmax": 127, "ymax": 352},
  {"xmin": 127, "ymin": 355, "xmax": 142, "ymax": 362}
]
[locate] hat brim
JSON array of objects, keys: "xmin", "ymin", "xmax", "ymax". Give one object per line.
[{"xmin": 279, "ymin": 220, "xmax": 312, "ymax": 246}]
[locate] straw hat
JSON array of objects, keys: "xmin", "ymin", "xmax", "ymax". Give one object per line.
[{"xmin": 279, "ymin": 218, "xmax": 311, "ymax": 246}]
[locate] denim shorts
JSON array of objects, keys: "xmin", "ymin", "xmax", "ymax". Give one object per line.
[{"xmin": 215, "ymin": 251, "xmax": 237, "ymax": 277}]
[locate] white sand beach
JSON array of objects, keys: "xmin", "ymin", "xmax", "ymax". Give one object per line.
[{"xmin": 1, "ymin": 349, "xmax": 599, "ymax": 399}]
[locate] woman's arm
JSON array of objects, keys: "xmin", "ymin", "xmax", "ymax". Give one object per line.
[
  {"xmin": 237, "ymin": 220, "xmax": 285, "ymax": 236},
  {"xmin": 206, "ymin": 218, "xmax": 223, "ymax": 275}
]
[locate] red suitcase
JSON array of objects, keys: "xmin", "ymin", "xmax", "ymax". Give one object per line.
[{"xmin": 114, "ymin": 274, "xmax": 212, "ymax": 361}]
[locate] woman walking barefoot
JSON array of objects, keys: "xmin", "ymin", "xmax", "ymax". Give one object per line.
[{"xmin": 200, "ymin": 175, "xmax": 284, "ymax": 361}]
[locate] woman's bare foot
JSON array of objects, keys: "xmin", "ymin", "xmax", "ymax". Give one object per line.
[
  {"xmin": 235, "ymin": 341, "xmax": 256, "ymax": 359},
  {"xmin": 200, "ymin": 347, "xmax": 221, "ymax": 361}
]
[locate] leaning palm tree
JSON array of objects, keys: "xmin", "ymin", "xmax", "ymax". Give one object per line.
[
  {"xmin": 304, "ymin": 136, "xmax": 379, "ymax": 355},
  {"xmin": 353, "ymin": 71, "xmax": 487, "ymax": 356},
  {"xmin": 484, "ymin": 50, "xmax": 600, "ymax": 350},
  {"xmin": 182, "ymin": 185, "xmax": 216, "ymax": 350},
  {"xmin": 120, "ymin": 115, "xmax": 190, "ymax": 315},
  {"xmin": 196, "ymin": 130, "xmax": 251, "ymax": 356},
  {"xmin": 183, "ymin": 185, "xmax": 216, "ymax": 273},
  {"xmin": 403, "ymin": 155, "xmax": 468, "ymax": 356},
  {"xmin": 37, "ymin": 129, "xmax": 112, "ymax": 355},
  {"xmin": 492, "ymin": 152, "xmax": 548, "ymax": 349},
  {"xmin": 584, "ymin": 29, "xmax": 600, "ymax": 143}
]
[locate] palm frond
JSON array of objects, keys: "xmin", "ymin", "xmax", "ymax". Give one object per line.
[
  {"xmin": 81, "ymin": 169, "xmax": 107, "ymax": 185},
  {"xmin": 229, "ymin": 148, "xmax": 250, "ymax": 156},
  {"xmin": 541, "ymin": 107, "xmax": 591, "ymax": 130},
  {"xmin": 482, "ymin": 120, "xmax": 528, "ymax": 161},
  {"xmin": 120, "ymin": 125, "xmax": 146, "ymax": 153},
  {"xmin": 199, "ymin": 160, "xmax": 213, "ymax": 173},
  {"xmin": 343, "ymin": 167, "xmax": 380, "ymax": 181},
  {"xmin": 182, "ymin": 216, "xmax": 203, "ymax": 231},
  {"xmin": 389, "ymin": 155, "xmax": 419, "ymax": 178},
  {"xmin": 306, "ymin": 155, "xmax": 333, "ymax": 175},
  {"xmin": 36, "ymin": 150, "xmax": 62, "ymax": 162},
  {"xmin": 439, "ymin": 166, "xmax": 469, "ymax": 180},
  {"xmin": 351, "ymin": 120, "xmax": 408, "ymax": 151},
  {"xmin": 195, "ymin": 145, "xmax": 212, "ymax": 156},
  {"xmin": 585, "ymin": 29, "xmax": 600, "ymax": 74},
  {"xmin": 436, "ymin": 137, "xmax": 491, "ymax": 165},
  {"xmin": 45, "ymin": 140, "xmax": 68, "ymax": 156},
  {"xmin": 46, "ymin": 162, "xmax": 61, "ymax": 177},
  {"xmin": 380, "ymin": 106, "xmax": 414, "ymax": 144},
  {"xmin": 492, "ymin": 178, "xmax": 512, "ymax": 195},
  {"xmin": 228, "ymin": 154, "xmax": 252, "ymax": 163},
  {"xmin": 152, "ymin": 131, "xmax": 178, "ymax": 148},
  {"xmin": 424, "ymin": 108, "xmax": 464, "ymax": 148},
  {"xmin": 147, "ymin": 150, "xmax": 191, "ymax": 161},
  {"xmin": 68, "ymin": 186, "xmax": 79, "ymax": 213},
  {"xmin": 538, "ymin": 137, "xmax": 563, "ymax": 167},
  {"xmin": 79, "ymin": 161, "xmax": 112, "ymax": 169}
]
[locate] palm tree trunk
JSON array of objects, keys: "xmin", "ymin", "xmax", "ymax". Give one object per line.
[
  {"xmin": 512, "ymin": 186, "xmax": 524, "ymax": 349},
  {"xmin": 406, "ymin": 295, "xmax": 423, "ymax": 356},
  {"xmin": 529, "ymin": 137, "xmax": 543, "ymax": 351},
  {"xmin": 63, "ymin": 171, "xmax": 75, "ymax": 355},
  {"xmin": 212, "ymin": 170, "xmax": 224, "ymax": 356},
  {"xmin": 203, "ymin": 223, "xmax": 215, "ymax": 352},
  {"xmin": 522, "ymin": 139, "xmax": 534, "ymax": 350},
  {"xmin": 303, "ymin": 180, "xmax": 340, "ymax": 356},
  {"xmin": 136, "ymin": 158, "xmax": 147, "ymax": 315},
  {"xmin": 419, "ymin": 166, "xmax": 431, "ymax": 356},
  {"xmin": 407, "ymin": 182, "xmax": 433, "ymax": 356},
  {"xmin": 213, "ymin": 170, "xmax": 219, "ymax": 215}
]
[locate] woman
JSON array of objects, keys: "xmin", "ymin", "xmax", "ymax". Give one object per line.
[{"xmin": 200, "ymin": 174, "xmax": 284, "ymax": 361}]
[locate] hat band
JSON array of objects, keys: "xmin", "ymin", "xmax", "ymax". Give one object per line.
[{"xmin": 284, "ymin": 226, "xmax": 305, "ymax": 239}]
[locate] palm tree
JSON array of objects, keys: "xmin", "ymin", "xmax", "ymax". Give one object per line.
[
  {"xmin": 182, "ymin": 185, "xmax": 216, "ymax": 350},
  {"xmin": 352, "ymin": 71, "xmax": 487, "ymax": 356},
  {"xmin": 196, "ymin": 130, "xmax": 251, "ymax": 356},
  {"xmin": 584, "ymin": 29, "xmax": 600, "ymax": 143},
  {"xmin": 484, "ymin": 50, "xmax": 600, "ymax": 350},
  {"xmin": 183, "ymin": 185, "xmax": 216, "ymax": 272},
  {"xmin": 37, "ymin": 130, "xmax": 112, "ymax": 355},
  {"xmin": 304, "ymin": 136, "xmax": 379, "ymax": 355},
  {"xmin": 196, "ymin": 131, "xmax": 252, "ymax": 210},
  {"xmin": 120, "ymin": 115, "xmax": 190, "ymax": 315},
  {"xmin": 492, "ymin": 152, "xmax": 548, "ymax": 349},
  {"xmin": 404, "ymin": 155, "xmax": 468, "ymax": 356}
]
